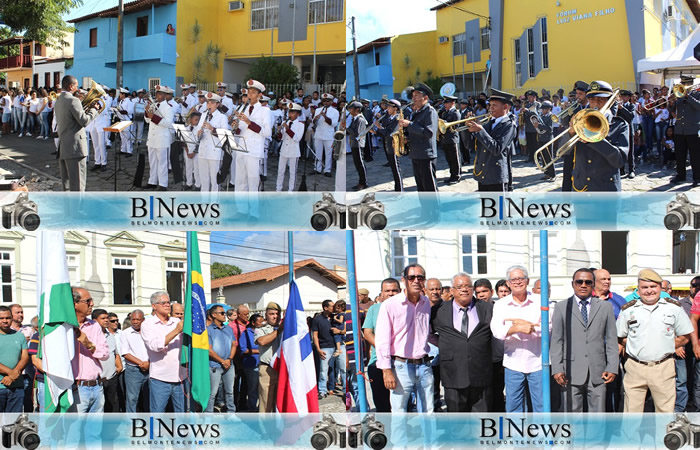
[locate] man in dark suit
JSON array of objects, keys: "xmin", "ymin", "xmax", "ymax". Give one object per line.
[
  {"xmin": 54, "ymin": 75, "xmax": 102, "ymax": 191},
  {"xmin": 431, "ymin": 272, "xmax": 493, "ymax": 412},
  {"xmin": 438, "ymin": 95, "xmax": 461, "ymax": 185},
  {"xmin": 550, "ymin": 268, "xmax": 619, "ymax": 412},
  {"xmin": 398, "ymin": 83, "xmax": 438, "ymax": 191}
]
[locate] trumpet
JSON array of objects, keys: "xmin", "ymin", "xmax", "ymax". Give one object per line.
[
  {"xmin": 534, "ymin": 88, "xmax": 619, "ymax": 173},
  {"xmin": 672, "ymin": 83, "xmax": 700, "ymax": 98},
  {"xmin": 438, "ymin": 113, "xmax": 490, "ymax": 134},
  {"xmin": 49, "ymin": 91, "xmax": 58, "ymax": 102},
  {"xmin": 551, "ymin": 101, "xmax": 578, "ymax": 124}
]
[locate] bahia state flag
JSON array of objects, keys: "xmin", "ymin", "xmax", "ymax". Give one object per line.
[
  {"xmin": 181, "ymin": 231, "xmax": 210, "ymax": 410},
  {"xmin": 37, "ymin": 231, "xmax": 79, "ymax": 413},
  {"xmin": 273, "ymin": 280, "xmax": 319, "ymax": 413}
]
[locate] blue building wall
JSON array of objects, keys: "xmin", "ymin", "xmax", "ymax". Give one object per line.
[
  {"xmin": 68, "ymin": 3, "xmax": 176, "ymax": 90},
  {"xmin": 346, "ymin": 43, "xmax": 394, "ymax": 101}
]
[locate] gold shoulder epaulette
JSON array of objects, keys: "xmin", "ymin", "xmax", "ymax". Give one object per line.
[
  {"xmin": 666, "ymin": 298, "xmax": 681, "ymax": 307},
  {"xmin": 621, "ymin": 300, "xmax": 636, "ymax": 311}
]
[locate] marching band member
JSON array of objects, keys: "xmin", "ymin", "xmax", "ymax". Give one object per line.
[
  {"xmin": 234, "ymin": 79, "xmax": 272, "ymax": 192},
  {"xmin": 260, "ymin": 95, "xmax": 273, "ymax": 178},
  {"xmin": 439, "ymin": 95, "xmax": 461, "ymax": 185},
  {"xmin": 275, "ymin": 102, "xmax": 305, "ymax": 192},
  {"xmin": 133, "ymin": 89, "xmax": 147, "ymax": 147},
  {"xmin": 117, "ymin": 87, "xmax": 134, "ymax": 156},
  {"xmin": 466, "ymin": 88, "xmax": 516, "ymax": 192},
  {"xmin": 671, "ymin": 75, "xmax": 700, "ymax": 185},
  {"xmin": 196, "ymin": 90, "xmax": 208, "ymax": 115},
  {"xmin": 186, "ymin": 84, "xmax": 198, "ymax": 111},
  {"xmin": 617, "ymin": 90, "xmax": 635, "ymax": 179},
  {"xmin": 144, "ymin": 85, "xmax": 175, "ymax": 190},
  {"xmin": 313, "ymin": 93, "xmax": 340, "ymax": 177},
  {"xmin": 563, "ymin": 81, "xmax": 629, "ymax": 192},
  {"xmin": 195, "ymin": 93, "xmax": 228, "ymax": 192},
  {"xmin": 347, "ymin": 101, "xmax": 368, "ymax": 190},
  {"xmin": 398, "ymin": 83, "xmax": 438, "ymax": 192},
  {"xmin": 523, "ymin": 90, "xmax": 541, "ymax": 162},
  {"xmin": 183, "ymin": 111, "xmax": 201, "ymax": 191},
  {"xmin": 561, "ymin": 81, "xmax": 590, "ymax": 191},
  {"xmin": 216, "ymin": 82, "xmax": 235, "ymax": 118},
  {"xmin": 376, "ymin": 98, "xmax": 403, "ymax": 192},
  {"xmin": 534, "ymin": 100, "xmax": 555, "ymax": 181}
]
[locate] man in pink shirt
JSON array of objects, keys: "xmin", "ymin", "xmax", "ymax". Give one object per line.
[
  {"xmin": 71, "ymin": 287, "xmax": 110, "ymax": 413},
  {"xmin": 141, "ymin": 291, "xmax": 185, "ymax": 412},
  {"xmin": 374, "ymin": 263, "xmax": 433, "ymax": 412},
  {"xmin": 490, "ymin": 265, "xmax": 548, "ymax": 412}
]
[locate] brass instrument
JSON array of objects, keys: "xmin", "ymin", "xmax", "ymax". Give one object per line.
[
  {"xmin": 438, "ymin": 113, "xmax": 490, "ymax": 134},
  {"xmin": 49, "ymin": 92, "xmax": 58, "ymax": 102},
  {"xmin": 81, "ymin": 80, "xmax": 107, "ymax": 113},
  {"xmin": 551, "ymin": 101, "xmax": 577, "ymax": 124},
  {"xmin": 453, "ymin": 113, "xmax": 491, "ymax": 132},
  {"xmin": 672, "ymin": 83, "xmax": 700, "ymax": 98},
  {"xmin": 534, "ymin": 88, "xmax": 619, "ymax": 173},
  {"xmin": 391, "ymin": 102, "xmax": 412, "ymax": 157}
]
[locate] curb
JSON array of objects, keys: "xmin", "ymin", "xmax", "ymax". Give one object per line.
[{"xmin": 0, "ymin": 154, "xmax": 61, "ymax": 183}]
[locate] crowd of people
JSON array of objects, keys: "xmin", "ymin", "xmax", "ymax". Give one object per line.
[
  {"xmin": 348, "ymin": 263, "xmax": 700, "ymax": 414},
  {"xmin": 347, "ymin": 76, "xmax": 699, "ymax": 192}
]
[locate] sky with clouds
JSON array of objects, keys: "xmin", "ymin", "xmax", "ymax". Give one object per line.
[
  {"xmin": 209, "ymin": 231, "xmax": 346, "ymax": 274},
  {"xmin": 64, "ymin": 0, "xmax": 118, "ymax": 21},
  {"xmin": 347, "ymin": 0, "xmax": 437, "ymax": 50}
]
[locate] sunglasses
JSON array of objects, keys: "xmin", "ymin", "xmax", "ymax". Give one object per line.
[
  {"xmin": 109, "ymin": 319, "xmax": 119, "ymax": 323},
  {"xmin": 406, "ymin": 275, "xmax": 426, "ymax": 282},
  {"xmin": 574, "ymin": 279, "xmax": 594, "ymax": 286}
]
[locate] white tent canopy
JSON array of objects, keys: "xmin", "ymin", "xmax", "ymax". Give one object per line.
[{"xmin": 637, "ymin": 26, "xmax": 700, "ymax": 75}]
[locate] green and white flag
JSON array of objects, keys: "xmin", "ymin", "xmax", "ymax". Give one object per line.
[{"xmin": 37, "ymin": 231, "xmax": 79, "ymax": 413}]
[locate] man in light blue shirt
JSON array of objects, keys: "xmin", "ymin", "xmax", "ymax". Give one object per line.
[{"xmin": 206, "ymin": 305, "xmax": 236, "ymax": 412}]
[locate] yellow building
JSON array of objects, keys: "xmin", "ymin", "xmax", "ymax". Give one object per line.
[
  {"xmin": 391, "ymin": 0, "xmax": 699, "ymax": 97},
  {"xmin": 176, "ymin": 0, "xmax": 346, "ymax": 92}
]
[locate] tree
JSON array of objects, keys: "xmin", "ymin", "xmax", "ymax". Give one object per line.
[
  {"xmin": 0, "ymin": 0, "xmax": 80, "ymax": 48},
  {"xmin": 246, "ymin": 56, "xmax": 299, "ymax": 86},
  {"xmin": 211, "ymin": 262, "xmax": 242, "ymax": 279},
  {"xmin": 190, "ymin": 18, "xmax": 221, "ymax": 84}
]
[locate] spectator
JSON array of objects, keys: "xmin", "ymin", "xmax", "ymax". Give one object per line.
[
  {"xmin": 28, "ymin": 330, "xmax": 44, "ymax": 411},
  {"xmin": 229, "ymin": 305, "xmax": 249, "ymax": 410},
  {"xmin": 166, "ymin": 24, "xmax": 175, "ymax": 35},
  {"xmin": 0, "ymin": 306, "xmax": 28, "ymax": 412},
  {"xmin": 239, "ymin": 313, "xmax": 261, "ymax": 411},
  {"xmin": 206, "ymin": 305, "xmax": 237, "ymax": 412},
  {"xmin": 141, "ymin": 291, "xmax": 185, "ymax": 413},
  {"xmin": 358, "ymin": 289, "xmax": 374, "ymax": 312},
  {"xmin": 92, "ymin": 308, "xmax": 123, "ymax": 412},
  {"xmin": 311, "ymin": 299, "xmax": 336, "ymax": 399},
  {"xmin": 170, "ymin": 302, "xmax": 184, "ymax": 320},
  {"xmin": 474, "ymin": 278, "xmax": 505, "ymax": 411},
  {"xmin": 495, "ymin": 279, "xmax": 511, "ymax": 299},
  {"xmin": 254, "ymin": 302, "xmax": 284, "ymax": 412},
  {"xmin": 120, "ymin": 309, "xmax": 150, "ymax": 413},
  {"xmin": 330, "ymin": 300, "xmax": 346, "ymax": 397}
]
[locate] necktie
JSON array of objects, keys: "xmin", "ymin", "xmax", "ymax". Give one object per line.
[
  {"xmin": 580, "ymin": 299, "xmax": 589, "ymax": 326},
  {"xmin": 249, "ymin": 105, "xmax": 254, "ymax": 115},
  {"xmin": 206, "ymin": 112, "xmax": 213, "ymax": 123},
  {"xmin": 460, "ymin": 307, "xmax": 469, "ymax": 335}
]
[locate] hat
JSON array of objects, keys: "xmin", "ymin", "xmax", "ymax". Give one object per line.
[
  {"xmin": 620, "ymin": 90, "xmax": 632, "ymax": 96},
  {"xmin": 681, "ymin": 75, "xmax": 696, "ymax": 85},
  {"xmin": 388, "ymin": 99, "xmax": 401, "ymax": 108},
  {"xmin": 198, "ymin": 90, "xmax": 208, "ymax": 97},
  {"xmin": 414, "ymin": 83, "xmax": 433, "ymax": 97},
  {"xmin": 137, "ymin": 89, "xmax": 146, "ymax": 94},
  {"xmin": 348, "ymin": 101, "xmax": 363, "ymax": 109},
  {"xmin": 266, "ymin": 301, "xmax": 281, "ymax": 312},
  {"xmin": 246, "ymin": 79, "xmax": 265, "ymax": 93},
  {"xmin": 205, "ymin": 92, "xmax": 222, "ymax": 102},
  {"xmin": 320, "ymin": 93, "xmax": 333, "ymax": 101},
  {"xmin": 188, "ymin": 83, "xmax": 197, "ymax": 89},
  {"xmin": 216, "ymin": 82, "xmax": 228, "ymax": 89},
  {"xmin": 541, "ymin": 100, "xmax": 553, "ymax": 109},
  {"xmin": 525, "ymin": 90, "xmax": 537, "ymax": 97},
  {"xmin": 443, "ymin": 95, "xmax": 457, "ymax": 102},
  {"xmin": 358, "ymin": 288, "xmax": 369, "ymax": 295},
  {"xmin": 241, "ymin": 88, "xmax": 248, "ymax": 95},
  {"xmin": 155, "ymin": 85, "xmax": 170, "ymax": 94},
  {"xmin": 360, "ymin": 98, "xmax": 370, "ymax": 104},
  {"xmin": 638, "ymin": 268, "xmax": 662, "ymax": 284},
  {"xmin": 288, "ymin": 102, "xmax": 302, "ymax": 112},
  {"xmin": 119, "ymin": 87, "xmax": 129, "ymax": 94},
  {"xmin": 489, "ymin": 88, "xmax": 515, "ymax": 105},
  {"xmin": 586, "ymin": 80, "xmax": 614, "ymax": 98},
  {"xmin": 225, "ymin": 92, "xmax": 233, "ymax": 98},
  {"xmin": 574, "ymin": 80, "xmax": 590, "ymax": 92},
  {"xmin": 380, "ymin": 98, "xmax": 388, "ymax": 104},
  {"xmin": 261, "ymin": 95, "xmax": 270, "ymax": 102},
  {"xmin": 180, "ymin": 84, "xmax": 188, "ymax": 89},
  {"xmin": 459, "ymin": 99, "xmax": 469, "ymax": 105}
]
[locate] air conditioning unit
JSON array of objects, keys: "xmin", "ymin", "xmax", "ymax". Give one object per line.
[
  {"xmin": 229, "ymin": 1, "xmax": 243, "ymax": 11},
  {"xmin": 438, "ymin": 36, "xmax": 449, "ymax": 44}
]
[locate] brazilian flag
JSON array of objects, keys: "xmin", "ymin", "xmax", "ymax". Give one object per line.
[{"xmin": 181, "ymin": 231, "xmax": 211, "ymax": 410}]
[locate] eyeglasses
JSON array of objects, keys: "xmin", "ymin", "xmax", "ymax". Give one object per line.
[
  {"xmin": 574, "ymin": 279, "xmax": 594, "ymax": 286},
  {"xmin": 406, "ymin": 275, "xmax": 426, "ymax": 282},
  {"xmin": 155, "ymin": 301, "xmax": 171, "ymax": 306},
  {"xmin": 109, "ymin": 319, "xmax": 119, "ymax": 323},
  {"xmin": 508, "ymin": 277, "xmax": 527, "ymax": 283},
  {"xmin": 77, "ymin": 298, "xmax": 94, "ymax": 305},
  {"xmin": 213, "ymin": 311, "xmax": 225, "ymax": 315},
  {"xmin": 453, "ymin": 285, "xmax": 474, "ymax": 291}
]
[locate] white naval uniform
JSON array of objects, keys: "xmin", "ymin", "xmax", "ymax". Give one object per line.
[
  {"xmin": 132, "ymin": 97, "xmax": 147, "ymax": 144},
  {"xmin": 90, "ymin": 94, "xmax": 111, "ymax": 165},
  {"xmin": 221, "ymin": 96, "xmax": 235, "ymax": 118},
  {"xmin": 276, "ymin": 118, "xmax": 305, "ymax": 192},
  {"xmin": 234, "ymin": 102, "xmax": 271, "ymax": 192},
  {"xmin": 313, "ymin": 106, "xmax": 339, "ymax": 174},
  {"xmin": 118, "ymin": 97, "xmax": 135, "ymax": 154},
  {"xmin": 185, "ymin": 93, "xmax": 197, "ymax": 112},
  {"xmin": 194, "ymin": 109, "xmax": 229, "ymax": 192},
  {"xmin": 184, "ymin": 123, "xmax": 200, "ymax": 189},
  {"xmin": 145, "ymin": 100, "xmax": 175, "ymax": 187}
]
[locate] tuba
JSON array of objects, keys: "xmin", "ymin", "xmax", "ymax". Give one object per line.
[
  {"xmin": 81, "ymin": 80, "xmax": 107, "ymax": 113},
  {"xmin": 391, "ymin": 103, "xmax": 411, "ymax": 157}
]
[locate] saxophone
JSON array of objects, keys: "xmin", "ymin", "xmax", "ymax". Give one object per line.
[{"xmin": 391, "ymin": 102, "xmax": 412, "ymax": 157}]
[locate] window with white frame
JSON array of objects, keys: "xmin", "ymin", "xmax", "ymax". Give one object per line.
[
  {"xmin": 0, "ymin": 252, "xmax": 13, "ymax": 303},
  {"xmin": 166, "ymin": 260, "xmax": 186, "ymax": 304},
  {"xmin": 461, "ymin": 234, "xmax": 488, "ymax": 275},
  {"xmin": 540, "ymin": 18, "xmax": 549, "ymax": 69},
  {"xmin": 148, "ymin": 78, "xmax": 161, "ymax": 94},
  {"xmin": 480, "ymin": 26, "xmax": 490, "ymax": 50},
  {"xmin": 527, "ymin": 28, "xmax": 535, "ymax": 78},
  {"xmin": 67, "ymin": 253, "xmax": 80, "ymax": 285},
  {"xmin": 251, "ymin": 0, "xmax": 279, "ymax": 31},
  {"xmin": 309, "ymin": 0, "xmax": 344, "ymax": 25},
  {"xmin": 673, "ymin": 231, "xmax": 698, "ymax": 274},
  {"xmin": 514, "ymin": 38, "xmax": 522, "ymax": 88},
  {"xmin": 530, "ymin": 232, "xmax": 559, "ymax": 277},
  {"xmin": 392, "ymin": 233, "xmax": 418, "ymax": 277},
  {"xmin": 113, "ymin": 257, "xmax": 135, "ymax": 304},
  {"xmin": 453, "ymin": 33, "xmax": 466, "ymax": 56}
]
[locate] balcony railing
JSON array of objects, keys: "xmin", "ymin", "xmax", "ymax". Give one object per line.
[{"xmin": 0, "ymin": 55, "xmax": 32, "ymax": 70}]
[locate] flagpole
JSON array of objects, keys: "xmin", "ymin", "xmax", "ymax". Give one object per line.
[
  {"xmin": 186, "ymin": 232, "xmax": 194, "ymax": 412},
  {"xmin": 288, "ymin": 231, "xmax": 294, "ymax": 283},
  {"xmin": 540, "ymin": 230, "xmax": 551, "ymax": 413},
  {"xmin": 347, "ymin": 230, "xmax": 368, "ymax": 413}
]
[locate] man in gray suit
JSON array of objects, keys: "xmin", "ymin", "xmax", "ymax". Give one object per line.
[
  {"xmin": 54, "ymin": 75, "xmax": 102, "ymax": 191},
  {"xmin": 550, "ymin": 268, "xmax": 619, "ymax": 412}
]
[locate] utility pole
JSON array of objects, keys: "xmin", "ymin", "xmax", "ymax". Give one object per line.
[
  {"xmin": 116, "ymin": 0, "xmax": 124, "ymax": 89},
  {"xmin": 351, "ymin": 16, "xmax": 360, "ymax": 100}
]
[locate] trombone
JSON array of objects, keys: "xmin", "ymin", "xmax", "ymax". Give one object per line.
[
  {"xmin": 438, "ymin": 113, "xmax": 490, "ymax": 134},
  {"xmin": 534, "ymin": 88, "xmax": 619, "ymax": 173},
  {"xmin": 551, "ymin": 101, "xmax": 577, "ymax": 124}
]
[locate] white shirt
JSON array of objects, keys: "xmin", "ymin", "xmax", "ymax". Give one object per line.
[
  {"xmin": 221, "ymin": 96, "xmax": 235, "ymax": 117},
  {"xmin": 655, "ymin": 108, "xmax": 669, "ymax": 123},
  {"xmin": 237, "ymin": 101, "xmax": 272, "ymax": 158},
  {"xmin": 119, "ymin": 326, "xmax": 149, "ymax": 366},
  {"xmin": 28, "ymin": 98, "xmax": 40, "ymax": 113},
  {"xmin": 119, "ymin": 97, "xmax": 134, "ymax": 119},
  {"xmin": 280, "ymin": 118, "xmax": 305, "ymax": 158},
  {"xmin": 312, "ymin": 106, "xmax": 339, "ymax": 141},
  {"xmin": 311, "ymin": 98, "xmax": 321, "ymax": 107},
  {"xmin": 195, "ymin": 108, "xmax": 229, "ymax": 160},
  {"xmin": 145, "ymin": 100, "xmax": 175, "ymax": 148},
  {"xmin": 2, "ymin": 95, "xmax": 12, "ymax": 113}
]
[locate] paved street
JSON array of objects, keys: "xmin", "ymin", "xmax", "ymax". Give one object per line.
[
  {"xmin": 350, "ymin": 145, "xmax": 697, "ymax": 193},
  {"xmin": 0, "ymin": 133, "xmax": 336, "ymax": 192}
]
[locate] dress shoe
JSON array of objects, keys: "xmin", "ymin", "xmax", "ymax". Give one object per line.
[
  {"xmin": 365, "ymin": 156, "xmax": 373, "ymax": 162},
  {"xmin": 324, "ymin": 172, "xmax": 332, "ymax": 178},
  {"xmin": 125, "ymin": 153, "xmax": 132, "ymax": 158},
  {"xmin": 157, "ymin": 186, "xmax": 167, "ymax": 191},
  {"xmin": 352, "ymin": 184, "xmax": 367, "ymax": 191},
  {"xmin": 671, "ymin": 176, "xmax": 686, "ymax": 183},
  {"xmin": 183, "ymin": 184, "xmax": 193, "ymax": 191},
  {"xmin": 383, "ymin": 163, "xmax": 391, "ymax": 167},
  {"xmin": 101, "ymin": 165, "xmax": 107, "ymax": 172},
  {"xmin": 694, "ymin": 180, "xmax": 700, "ymax": 187},
  {"xmin": 50, "ymin": 151, "xmax": 58, "ymax": 155},
  {"xmin": 628, "ymin": 171, "xmax": 635, "ymax": 179},
  {"xmin": 143, "ymin": 184, "xmax": 157, "ymax": 190},
  {"xmin": 90, "ymin": 165, "xmax": 101, "ymax": 171}
]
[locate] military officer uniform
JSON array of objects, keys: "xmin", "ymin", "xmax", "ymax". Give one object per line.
[
  {"xmin": 347, "ymin": 101, "xmax": 368, "ymax": 189},
  {"xmin": 560, "ymin": 81, "xmax": 629, "ymax": 192},
  {"xmin": 673, "ymin": 76, "xmax": 700, "ymax": 185},
  {"xmin": 439, "ymin": 95, "xmax": 461, "ymax": 184},
  {"xmin": 616, "ymin": 90, "xmax": 636, "ymax": 179},
  {"xmin": 376, "ymin": 99, "xmax": 403, "ymax": 192},
  {"xmin": 523, "ymin": 90, "xmax": 541, "ymax": 162},
  {"xmin": 405, "ymin": 83, "xmax": 439, "ymax": 192},
  {"xmin": 216, "ymin": 82, "xmax": 235, "ymax": 118},
  {"xmin": 472, "ymin": 89, "xmax": 515, "ymax": 192},
  {"xmin": 561, "ymin": 81, "xmax": 589, "ymax": 192},
  {"xmin": 534, "ymin": 100, "xmax": 555, "ymax": 180},
  {"xmin": 145, "ymin": 85, "xmax": 175, "ymax": 190},
  {"xmin": 617, "ymin": 269, "xmax": 693, "ymax": 413}
]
